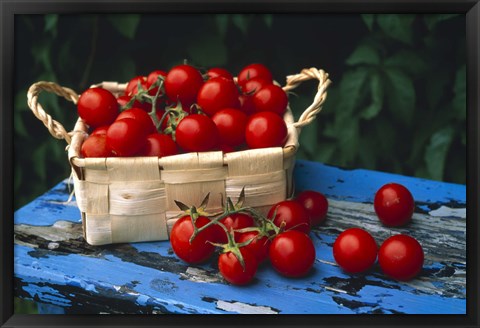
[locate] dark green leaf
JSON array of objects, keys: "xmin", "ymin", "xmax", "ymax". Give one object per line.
[
  {"xmin": 346, "ymin": 44, "xmax": 380, "ymax": 66},
  {"xmin": 358, "ymin": 136, "xmax": 377, "ymax": 169},
  {"xmin": 336, "ymin": 67, "xmax": 369, "ymax": 114},
  {"xmin": 384, "ymin": 67, "xmax": 416, "ymax": 125},
  {"xmin": 264, "ymin": 14, "xmax": 273, "ymax": 29},
  {"xmin": 425, "ymin": 70, "xmax": 449, "ymax": 110},
  {"xmin": 361, "ymin": 14, "xmax": 375, "ymax": 31},
  {"xmin": 424, "ymin": 14, "xmax": 460, "ymax": 31},
  {"xmin": 232, "ymin": 14, "xmax": 250, "ymax": 36},
  {"xmin": 377, "ymin": 14, "xmax": 415, "ymax": 44},
  {"xmin": 424, "ymin": 126, "xmax": 455, "ymax": 181},
  {"xmin": 361, "ymin": 72, "xmax": 384, "ymax": 120},
  {"xmin": 384, "ymin": 50, "xmax": 427, "ymax": 77},
  {"xmin": 44, "ymin": 14, "xmax": 58, "ymax": 37},
  {"xmin": 452, "ymin": 65, "xmax": 466, "ymax": 120},
  {"xmin": 374, "ymin": 117, "xmax": 396, "ymax": 154},
  {"xmin": 337, "ymin": 118, "xmax": 360, "ymax": 166},
  {"xmin": 215, "ymin": 14, "xmax": 229, "ymax": 39},
  {"xmin": 313, "ymin": 141, "xmax": 337, "ymax": 164},
  {"xmin": 33, "ymin": 143, "xmax": 48, "ymax": 182},
  {"xmin": 107, "ymin": 14, "xmax": 140, "ymax": 39},
  {"xmin": 187, "ymin": 35, "xmax": 227, "ymax": 67},
  {"xmin": 14, "ymin": 112, "xmax": 28, "ymax": 138}
]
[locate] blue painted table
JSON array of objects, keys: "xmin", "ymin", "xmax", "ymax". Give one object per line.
[{"xmin": 13, "ymin": 160, "xmax": 466, "ymax": 314}]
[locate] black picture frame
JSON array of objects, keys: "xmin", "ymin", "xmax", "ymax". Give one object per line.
[{"xmin": 1, "ymin": 1, "xmax": 479, "ymax": 327}]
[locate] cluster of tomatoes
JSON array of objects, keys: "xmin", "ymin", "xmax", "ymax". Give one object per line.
[
  {"xmin": 171, "ymin": 182, "xmax": 424, "ymax": 286},
  {"xmin": 169, "ymin": 190, "xmax": 328, "ymax": 285},
  {"xmin": 77, "ymin": 63, "xmax": 290, "ymax": 158},
  {"xmin": 333, "ymin": 183, "xmax": 424, "ymax": 281}
]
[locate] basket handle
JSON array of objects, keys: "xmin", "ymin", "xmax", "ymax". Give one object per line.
[
  {"xmin": 282, "ymin": 67, "xmax": 331, "ymax": 131},
  {"xmin": 27, "ymin": 81, "xmax": 80, "ymax": 145}
]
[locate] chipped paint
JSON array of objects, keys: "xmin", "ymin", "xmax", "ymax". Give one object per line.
[{"xmin": 215, "ymin": 300, "xmax": 279, "ymax": 314}]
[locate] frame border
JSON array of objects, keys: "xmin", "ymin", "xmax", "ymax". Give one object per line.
[{"xmin": 1, "ymin": 1, "xmax": 479, "ymax": 327}]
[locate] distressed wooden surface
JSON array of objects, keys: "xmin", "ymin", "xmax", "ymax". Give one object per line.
[{"xmin": 13, "ymin": 160, "xmax": 466, "ymax": 314}]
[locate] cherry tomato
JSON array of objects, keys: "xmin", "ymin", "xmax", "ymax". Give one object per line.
[
  {"xmin": 238, "ymin": 94, "xmax": 256, "ymax": 115},
  {"xmin": 211, "ymin": 108, "xmax": 247, "ymax": 147},
  {"xmin": 296, "ymin": 190, "xmax": 329, "ymax": 226},
  {"xmin": 268, "ymin": 200, "xmax": 311, "ymax": 234},
  {"xmin": 90, "ymin": 125, "xmax": 109, "ymax": 136},
  {"xmin": 332, "ymin": 228, "xmax": 378, "ymax": 274},
  {"xmin": 170, "ymin": 215, "xmax": 218, "ymax": 264},
  {"xmin": 253, "ymin": 84, "xmax": 288, "ymax": 115},
  {"xmin": 80, "ymin": 134, "xmax": 113, "ymax": 158},
  {"xmin": 218, "ymin": 213, "xmax": 256, "ymax": 244},
  {"xmin": 207, "ymin": 67, "xmax": 234, "ymax": 80},
  {"xmin": 374, "ymin": 183, "xmax": 415, "ymax": 227},
  {"xmin": 218, "ymin": 144, "xmax": 236, "ymax": 153},
  {"xmin": 378, "ymin": 234, "xmax": 424, "ymax": 281},
  {"xmin": 106, "ymin": 118, "xmax": 148, "ymax": 157},
  {"xmin": 218, "ymin": 247, "xmax": 258, "ymax": 285},
  {"xmin": 146, "ymin": 70, "xmax": 167, "ymax": 96},
  {"xmin": 240, "ymin": 77, "xmax": 271, "ymax": 95},
  {"xmin": 125, "ymin": 76, "xmax": 148, "ymax": 96},
  {"xmin": 245, "ymin": 112, "xmax": 288, "ymax": 149},
  {"xmin": 197, "ymin": 77, "xmax": 240, "ymax": 116},
  {"xmin": 77, "ymin": 88, "xmax": 119, "ymax": 129},
  {"xmin": 237, "ymin": 231, "xmax": 271, "ymax": 264},
  {"xmin": 141, "ymin": 133, "xmax": 178, "ymax": 157},
  {"xmin": 269, "ymin": 230, "xmax": 316, "ymax": 278},
  {"xmin": 237, "ymin": 63, "xmax": 273, "ymax": 87},
  {"xmin": 175, "ymin": 114, "xmax": 220, "ymax": 152},
  {"xmin": 164, "ymin": 64, "xmax": 204, "ymax": 110},
  {"xmin": 116, "ymin": 108, "xmax": 156, "ymax": 134}
]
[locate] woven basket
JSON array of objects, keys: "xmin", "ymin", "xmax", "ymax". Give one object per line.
[{"xmin": 27, "ymin": 67, "xmax": 331, "ymax": 246}]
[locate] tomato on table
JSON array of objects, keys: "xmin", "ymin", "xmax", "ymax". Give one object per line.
[
  {"xmin": 268, "ymin": 200, "xmax": 311, "ymax": 234},
  {"xmin": 296, "ymin": 190, "xmax": 329, "ymax": 226},
  {"xmin": 269, "ymin": 230, "xmax": 316, "ymax": 278},
  {"xmin": 218, "ymin": 247, "xmax": 258, "ymax": 286},
  {"xmin": 333, "ymin": 228, "xmax": 378, "ymax": 274},
  {"xmin": 374, "ymin": 183, "xmax": 415, "ymax": 227},
  {"xmin": 378, "ymin": 234, "xmax": 424, "ymax": 281}
]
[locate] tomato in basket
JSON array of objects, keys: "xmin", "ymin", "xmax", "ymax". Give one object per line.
[
  {"xmin": 77, "ymin": 88, "xmax": 119, "ymax": 129},
  {"xmin": 245, "ymin": 112, "xmax": 288, "ymax": 149}
]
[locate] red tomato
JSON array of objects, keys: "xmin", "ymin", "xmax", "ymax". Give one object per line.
[
  {"xmin": 211, "ymin": 108, "xmax": 247, "ymax": 147},
  {"xmin": 238, "ymin": 94, "xmax": 256, "ymax": 115},
  {"xmin": 146, "ymin": 70, "xmax": 167, "ymax": 96},
  {"xmin": 77, "ymin": 88, "xmax": 119, "ymax": 129},
  {"xmin": 141, "ymin": 133, "xmax": 178, "ymax": 157},
  {"xmin": 164, "ymin": 64, "xmax": 204, "ymax": 110},
  {"xmin": 125, "ymin": 76, "xmax": 148, "ymax": 96},
  {"xmin": 218, "ymin": 247, "xmax": 258, "ymax": 285},
  {"xmin": 237, "ymin": 63, "xmax": 273, "ymax": 86},
  {"xmin": 106, "ymin": 118, "xmax": 148, "ymax": 157},
  {"xmin": 197, "ymin": 77, "xmax": 240, "ymax": 116},
  {"xmin": 269, "ymin": 230, "xmax": 315, "ymax": 277},
  {"xmin": 378, "ymin": 234, "xmax": 424, "ymax": 281},
  {"xmin": 218, "ymin": 213, "xmax": 256, "ymax": 244},
  {"xmin": 207, "ymin": 67, "xmax": 234, "ymax": 80},
  {"xmin": 175, "ymin": 114, "xmax": 220, "ymax": 152},
  {"xmin": 268, "ymin": 200, "xmax": 311, "ymax": 234},
  {"xmin": 374, "ymin": 183, "xmax": 415, "ymax": 227},
  {"xmin": 80, "ymin": 134, "xmax": 113, "ymax": 158},
  {"xmin": 170, "ymin": 215, "xmax": 218, "ymax": 264},
  {"xmin": 237, "ymin": 231, "xmax": 271, "ymax": 264},
  {"xmin": 333, "ymin": 228, "xmax": 378, "ymax": 274},
  {"xmin": 90, "ymin": 125, "xmax": 109, "ymax": 136},
  {"xmin": 296, "ymin": 190, "xmax": 329, "ymax": 226},
  {"xmin": 116, "ymin": 108, "xmax": 156, "ymax": 134},
  {"xmin": 240, "ymin": 77, "xmax": 271, "ymax": 95},
  {"xmin": 245, "ymin": 112, "xmax": 288, "ymax": 149},
  {"xmin": 218, "ymin": 144, "xmax": 236, "ymax": 153},
  {"xmin": 253, "ymin": 84, "xmax": 288, "ymax": 115}
]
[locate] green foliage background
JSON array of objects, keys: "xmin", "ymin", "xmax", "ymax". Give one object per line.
[
  {"xmin": 14, "ymin": 13, "xmax": 466, "ymax": 209},
  {"xmin": 13, "ymin": 13, "xmax": 466, "ymax": 313}
]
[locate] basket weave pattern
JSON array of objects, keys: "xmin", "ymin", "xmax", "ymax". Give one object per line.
[{"xmin": 27, "ymin": 68, "xmax": 331, "ymax": 246}]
